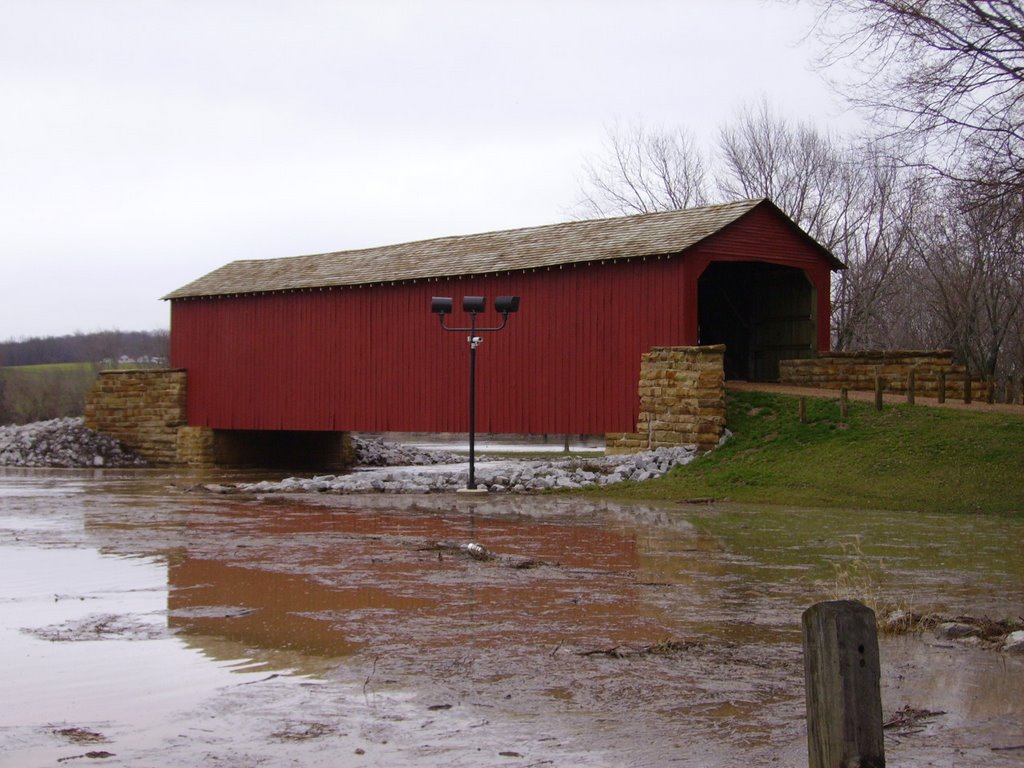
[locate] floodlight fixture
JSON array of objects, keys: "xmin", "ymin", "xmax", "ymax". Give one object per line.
[
  {"xmin": 495, "ymin": 295, "xmax": 520, "ymax": 314},
  {"xmin": 463, "ymin": 296, "xmax": 486, "ymax": 313},
  {"xmin": 430, "ymin": 293, "xmax": 523, "ymax": 492}
]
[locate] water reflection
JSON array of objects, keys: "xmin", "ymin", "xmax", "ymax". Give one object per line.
[{"xmin": 165, "ymin": 502, "xmax": 717, "ymax": 667}]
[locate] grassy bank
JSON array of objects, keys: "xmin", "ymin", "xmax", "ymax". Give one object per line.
[{"xmin": 600, "ymin": 390, "xmax": 1024, "ymax": 515}]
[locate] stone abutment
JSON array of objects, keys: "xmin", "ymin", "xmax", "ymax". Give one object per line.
[{"xmin": 606, "ymin": 345, "xmax": 726, "ymax": 454}]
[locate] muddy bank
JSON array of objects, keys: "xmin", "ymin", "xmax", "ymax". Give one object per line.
[{"xmin": 1, "ymin": 469, "xmax": 1022, "ymax": 767}]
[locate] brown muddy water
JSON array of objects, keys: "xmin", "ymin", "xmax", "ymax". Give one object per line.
[{"xmin": 1, "ymin": 467, "xmax": 1022, "ymax": 767}]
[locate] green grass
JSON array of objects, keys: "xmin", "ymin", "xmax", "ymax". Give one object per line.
[
  {"xmin": 2, "ymin": 361, "xmax": 155, "ymax": 374},
  {"xmin": 599, "ymin": 390, "xmax": 1024, "ymax": 516},
  {"xmin": 1, "ymin": 362, "xmax": 96, "ymax": 376}
]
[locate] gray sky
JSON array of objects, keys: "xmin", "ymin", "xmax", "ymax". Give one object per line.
[{"xmin": 0, "ymin": 0, "xmax": 850, "ymax": 340}]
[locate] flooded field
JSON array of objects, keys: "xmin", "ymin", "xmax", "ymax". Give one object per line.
[{"xmin": 1, "ymin": 467, "xmax": 1022, "ymax": 767}]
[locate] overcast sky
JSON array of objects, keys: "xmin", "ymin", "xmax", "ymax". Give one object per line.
[{"xmin": 0, "ymin": 0, "xmax": 852, "ymax": 340}]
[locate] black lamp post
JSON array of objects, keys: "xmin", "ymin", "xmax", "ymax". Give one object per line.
[{"xmin": 431, "ymin": 295, "xmax": 520, "ymax": 491}]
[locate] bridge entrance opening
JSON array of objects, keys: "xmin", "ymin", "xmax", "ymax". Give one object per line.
[{"xmin": 697, "ymin": 261, "xmax": 816, "ymax": 381}]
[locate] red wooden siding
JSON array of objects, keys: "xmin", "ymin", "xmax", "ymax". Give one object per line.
[
  {"xmin": 171, "ymin": 257, "xmax": 687, "ymax": 434},
  {"xmin": 170, "ymin": 207, "xmax": 835, "ymax": 434}
]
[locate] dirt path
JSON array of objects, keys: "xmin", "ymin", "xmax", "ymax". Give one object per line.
[{"xmin": 726, "ymin": 380, "xmax": 1024, "ymax": 416}]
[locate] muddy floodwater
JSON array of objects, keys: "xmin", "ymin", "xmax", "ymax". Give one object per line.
[{"xmin": 1, "ymin": 468, "xmax": 1022, "ymax": 767}]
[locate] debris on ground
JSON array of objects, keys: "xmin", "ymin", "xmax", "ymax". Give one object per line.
[
  {"xmin": 270, "ymin": 722, "xmax": 336, "ymax": 741},
  {"xmin": 52, "ymin": 728, "xmax": 109, "ymax": 745},
  {"xmin": 883, "ymin": 706, "xmax": 946, "ymax": 732},
  {"xmin": 881, "ymin": 610, "xmax": 1024, "ymax": 651},
  {"xmin": 25, "ymin": 613, "xmax": 170, "ymax": 642},
  {"xmin": 56, "ymin": 750, "xmax": 116, "ymax": 762},
  {"xmin": 463, "ymin": 542, "xmax": 493, "ymax": 561},
  {"xmin": 576, "ymin": 640, "xmax": 704, "ymax": 659}
]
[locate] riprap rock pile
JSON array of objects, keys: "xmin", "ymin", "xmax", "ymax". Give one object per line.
[
  {"xmin": 0, "ymin": 417, "xmax": 147, "ymax": 468},
  {"xmin": 352, "ymin": 435, "xmax": 461, "ymax": 466},
  {"xmin": 239, "ymin": 444, "xmax": 698, "ymax": 495}
]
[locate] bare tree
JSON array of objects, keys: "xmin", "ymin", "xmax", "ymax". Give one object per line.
[
  {"xmin": 911, "ymin": 180, "xmax": 1024, "ymax": 383},
  {"xmin": 718, "ymin": 100, "xmax": 852, "ymax": 248},
  {"xmin": 829, "ymin": 151, "xmax": 928, "ymax": 349},
  {"xmin": 575, "ymin": 123, "xmax": 710, "ymax": 217},
  {"xmin": 807, "ymin": 0, "xmax": 1024, "ymax": 203}
]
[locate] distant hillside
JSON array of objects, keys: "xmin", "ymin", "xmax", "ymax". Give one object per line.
[{"xmin": 0, "ymin": 330, "xmax": 169, "ymax": 367}]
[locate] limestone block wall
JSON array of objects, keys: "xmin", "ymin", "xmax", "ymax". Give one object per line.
[
  {"xmin": 778, "ymin": 350, "xmax": 989, "ymax": 400},
  {"xmin": 607, "ymin": 345, "xmax": 726, "ymax": 454},
  {"xmin": 85, "ymin": 369, "xmax": 192, "ymax": 465}
]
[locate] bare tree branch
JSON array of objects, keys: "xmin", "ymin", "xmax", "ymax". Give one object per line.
[
  {"xmin": 806, "ymin": 0, "xmax": 1024, "ymax": 203},
  {"xmin": 574, "ymin": 123, "xmax": 710, "ymax": 217}
]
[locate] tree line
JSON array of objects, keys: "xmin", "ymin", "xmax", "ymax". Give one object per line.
[
  {"xmin": 576, "ymin": 0, "xmax": 1023, "ymax": 398},
  {"xmin": 0, "ymin": 329, "xmax": 169, "ymax": 367}
]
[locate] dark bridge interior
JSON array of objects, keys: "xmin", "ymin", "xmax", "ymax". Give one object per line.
[
  {"xmin": 212, "ymin": 429, "xmax": 352, "ymax": 470},
  {"xmin": 697, "ymin": 261, "xmax": 816, "ymax": 381}
]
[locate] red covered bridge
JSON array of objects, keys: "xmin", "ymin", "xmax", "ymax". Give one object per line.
[{"xmin": 165, "ymin": 198, "xmax": 842, "ymax": 450}]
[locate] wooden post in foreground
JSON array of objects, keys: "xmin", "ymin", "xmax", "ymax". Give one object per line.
[
  {"xmin": 799, "ymin": 397, "xmax": 807, "ymax": 423},
  {"xmin": 803, "ymin": 600, "xmax": 885, "ymax": 768},
  {"xmin": 839, "ymin": 388, "xmax": 849, "ymax": 420},
  {"xmin": 906, "ymin": 369, "xmax": 915, "ymax": 405},
  {"xmin": 964, "ymin": 369, "xmax": 973, "ymax": 404},
  {"xmin": 873, "ymin": 376, "xmax": 884, "ymax": 411}
]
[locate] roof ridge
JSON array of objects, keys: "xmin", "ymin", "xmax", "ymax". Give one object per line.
[
  {"xmin": 260, "ymin": 197, "xmax": 767, "ymax": 264},
  {"xmin": 163, "ymin": 197, "xmax": 827, "ymax": 301}
]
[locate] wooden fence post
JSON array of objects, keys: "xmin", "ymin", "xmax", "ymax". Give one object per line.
[
  {"xmin": 873, "ymin": 376, "xmax": 883, "ymax": 411},
  {"xmin": 906, "ymin": 369, "xmax": 915, "ymax": 405},
  {"xmin": 937, "ymin": 371, "xmax": 946, "ymax": 404},
  {"xmin": 839, "ymin": 388, "xmax": 848, "ymax": 420},
  {"xmin": 964, "ymin": 368, "xmax": 973, "ymax": 404},
  {"xmin": 803, "ymin": 600, "xmax": 885, "ymax": 768},
  {"xmin": 799, "ymin": 397, "xmax": 807, "ymax": 423}
]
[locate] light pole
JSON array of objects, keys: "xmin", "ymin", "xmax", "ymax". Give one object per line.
[{"xmin": 431, "ymin": 295, "xmax": 520, "ymax": 491}]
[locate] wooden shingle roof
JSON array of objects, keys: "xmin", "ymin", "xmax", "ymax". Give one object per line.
[{"xmin": 164, "ymin": 198, "xmax": 840, "ymax": 300}]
